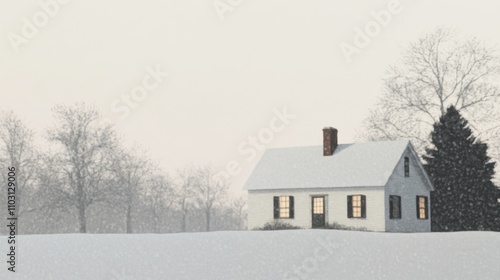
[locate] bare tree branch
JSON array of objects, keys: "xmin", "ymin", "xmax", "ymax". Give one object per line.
[{"xmin": 359, "ymin": 27, "xmax": 500, "ymax": 174}]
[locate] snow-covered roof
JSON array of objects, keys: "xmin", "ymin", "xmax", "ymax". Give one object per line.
[{"xmin": 244, "ymin": 140, "xmax": 411, "ymax": 190}]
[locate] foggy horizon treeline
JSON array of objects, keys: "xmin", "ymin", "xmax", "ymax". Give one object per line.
[{"xmin": 0, "ymin": 102, "xmax": 247, "ymax": 235}]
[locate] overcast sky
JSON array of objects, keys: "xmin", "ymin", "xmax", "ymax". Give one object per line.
[{"xmin": 1, "ymin": 0, "xmax": 499, "ymax": 194}]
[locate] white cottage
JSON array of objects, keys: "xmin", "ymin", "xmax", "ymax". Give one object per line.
[{"xmin": 243, "ymin": 127, "xmax": 434, "ymax": 232}]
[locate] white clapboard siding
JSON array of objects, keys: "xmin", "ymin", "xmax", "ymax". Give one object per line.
[{"xmin": 248, "ymin": 187, "xmax": 386, "ymax": 231}]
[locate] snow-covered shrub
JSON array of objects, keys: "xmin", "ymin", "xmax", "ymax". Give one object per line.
[
  {"xmin": 253, "ymin": 220, "xmax": 303, "ymax": 230},
  {"xmin": 323, "ymin": 222, "xmax": 369, "ymax": 232}
]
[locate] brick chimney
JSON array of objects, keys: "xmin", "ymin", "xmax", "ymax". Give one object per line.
[{"xmin": 323, "ymin": 127, "xmax": 338, "ymax": 156}]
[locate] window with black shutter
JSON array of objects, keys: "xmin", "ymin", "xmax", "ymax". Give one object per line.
[
  {"xmin": 348, "ymin": 195, "xmax": 366, "ymax": 218},
  {"xmin": 273, "ymin": 196, "xmax": 294, "ymax": 219},
  {"xmin": 389, "ymin": 195, "xmax": 401, "ymax": 219}
]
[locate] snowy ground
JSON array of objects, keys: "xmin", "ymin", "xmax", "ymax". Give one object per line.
[{"xmin": 1, "ymin": 230, "xmax": 499, "ymax": 280}]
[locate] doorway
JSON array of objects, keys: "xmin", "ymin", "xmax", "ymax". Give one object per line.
[{"xmin": 312, "ymin": 196, "xmax": 326, "ymax": 228}]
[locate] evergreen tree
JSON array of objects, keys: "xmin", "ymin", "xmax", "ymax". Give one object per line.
[{"xmin": 423, "ymin": 106, "xmax": 499, "ymax": 231}]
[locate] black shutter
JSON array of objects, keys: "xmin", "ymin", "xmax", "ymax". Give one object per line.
[
  {"xmin": 424, "ymin": 196, "xmax": 428, "ymax": 219},
  {"xmin": 347, "ymin": 196, "xmax": 353, "ymax": 218},
  {"xmin": 397, "ymin": 196, "xmax": 402, "ymax": 219},
  {"xmin": 391, "ymin": 196, "xmax": 402, "ymax": 219},
  {"xmin": 361, "ymin": 195, "xmax": 366, "ymax": 218},
  {"xmin": 273, "ymin": 196, "xmax": 279, "ymax": 219},
  {"xmin": 389, "ymin": 196, "xmax": 394, "ymax": 219},
  {"xmin": 416, "ymin": 196, "xmax": 419, "ymax": 219},
  {"xmin": 289, "ymin": 196, "xmax": 294, "ymax": 219}
]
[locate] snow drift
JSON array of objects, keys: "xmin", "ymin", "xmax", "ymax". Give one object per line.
[{"xmin": 1, "ymin": 230, "xmax": 499, "ymax": 279}]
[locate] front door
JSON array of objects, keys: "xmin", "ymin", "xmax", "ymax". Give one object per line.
[{"xmin": 312, "ymin": 196, "xmax": 326, "ymax": 228}]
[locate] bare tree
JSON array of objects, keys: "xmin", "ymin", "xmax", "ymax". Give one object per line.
[
  {"xmin": 110, "ymin": 145, "xmax": 153, "ymax": 233},
  {"xmin": 229, "ymin": 196, "xmax": 247, "ymax": 230},
  {"xmin": 142, "ymin": 173, "xmax": 175, "ymax": 233},
  {"xmin": 360, "ymin": 27, "xmax": 500, "ymax": 160},
  {"xmin": 34, "ymin": 153, "xmax": 82, "ymax": 233},
  {"xmin": 0, "ymin": 112, "xmax": 39, "ymax": 234},
  {"xmin": 174, "ymin": 166, "xmax": 197, "ymax": 232},
  {"xmin": 193, "ymin": 165, "xmax": 228, "ymax": 232},
  {"xmin": 46, "ymin": 103, "xmax": 117, "ymax": 233}
]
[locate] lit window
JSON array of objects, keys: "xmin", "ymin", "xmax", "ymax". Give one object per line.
[
  {"xmin": 279, "ymin": 196, "xmax": 290, "ymax": 218},
  {"xmin": 273, "ymin": 196, "xmax": 294, "ymax": 219},
  {"xmin": 404, "ymin": 157, "xmax": 410, "ymax": 177},
  {"xmin": 417, "ymin": 196, "xmax": 428, "ymax": 220},
  {"xmin": 348, "ymin": 195, "xmax": 366, "ymax": 218},
  {"xmin": 389, "ymin": 195, "xmax": 401, "ymax": 219},
  {"xmin": 313, "ymin": 197, "xmax": 324, "ymax": 214}
]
